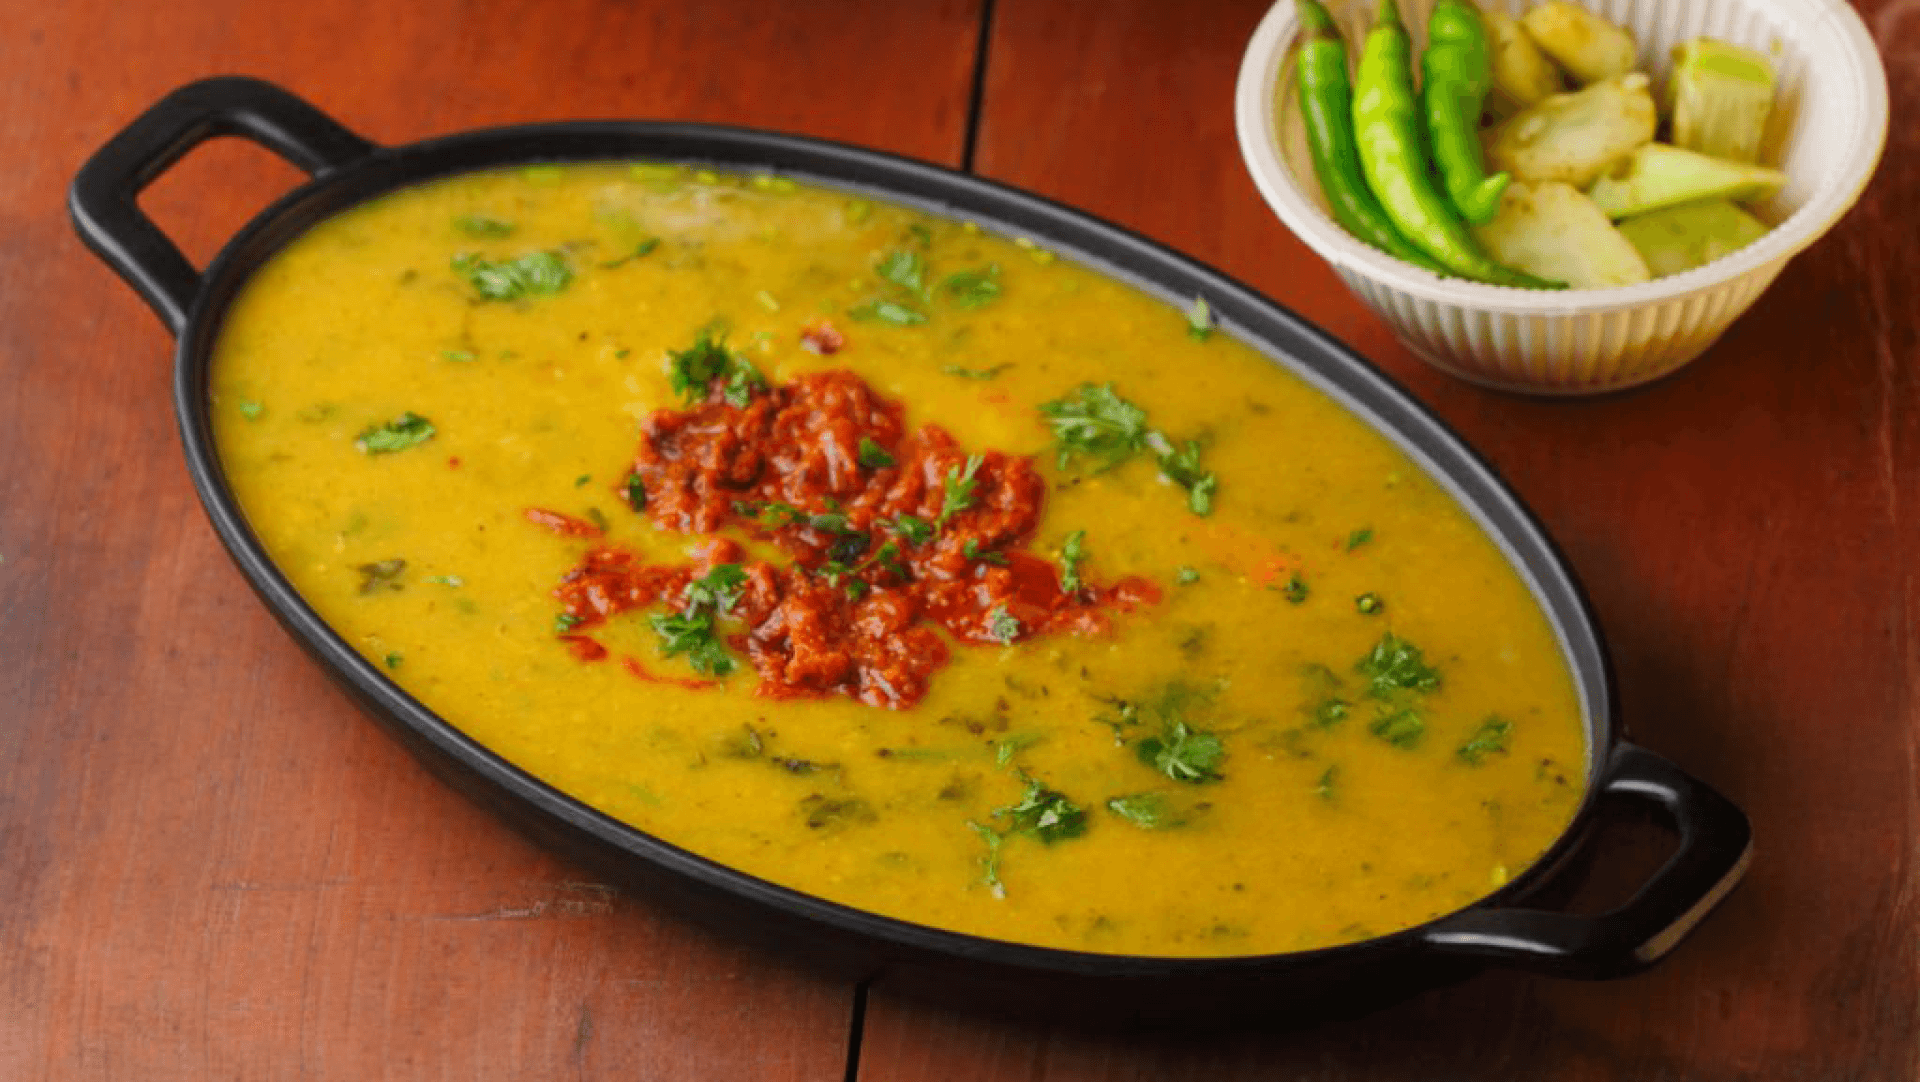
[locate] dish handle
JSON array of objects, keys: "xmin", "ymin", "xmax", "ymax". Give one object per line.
[
  {"xmin": 1418, "ymin": 742, "xmax": 1753, "ymax": 979},
  {"xmin": 68, "ymin": 76, "xmax": 375, "ymax": 335}
]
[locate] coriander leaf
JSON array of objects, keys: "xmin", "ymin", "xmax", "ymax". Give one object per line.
[
  {"xmin": 648, "ymin": 609, "xmax": 736, "ymax": 677},
  {"xmin": 1457, "ymin": 717, "xmax": 1515, "ymax": 765},
  {"xmin": 1058, "ymin": 530, "xmax": 1087, "ymax": 593},
  {"xmin": 355, "ymin": 559, "xmax": 407, "ymax": 595},
  {"xmin": 454, "ymin": 214, "xmax": 515, "ymax": 238},
  {"xmin": 1037, "ymin": 383, "xmax": 1148, "ymax": 471},
  {"xmin": 1150, "ymin": 435, "xmax": 1216, "ymax": 516},
  {"xmin": 623, "ymin": 472, "xmax": 647, "ymax": 511},
  {"xmin": 889, "ymin": 514, "xmax": 934, "ymax": 546},
  {"xmin": 999, "ymin": 774, "xmax": 1087, "ymax": 844},
  {"xmin": 354, "ymin": 412, "xmax": 435, "ymax": 454},
  {"xmin": 441, "ymin": 349, "xmax": 476, "ymax": 363},
  {"xmin": 1313, "ymin": 697, "xmax": 1351, "ymax": 728},
  {"xmin": 554, "ymin": 612, "xmax": 584, "ymax": 633},
  {"xmin": 1356, "ymin": 592, "xmax": 1385, "ymax": 615},
  {"xmin": 936, "ymin": 454, "xmax": 983, "ymax": 528},
  {"xmin": 238, "ymin": 400, "xmax": 264, "ymax": 420},
  {"xmin": 963, "ymin": 539, "xmax": 1008, "ymax": 565},
  {"xmin": 907, "ymin": 223, "xmax": 934, "ymax": 248},
  {"xmin": 1281, "ymin": 573, "xmax": 1309, "ymax": 604},
  {"xmin": 874, "ymin": 249, "xmax": 929, "ymax": 298},
  {"xmin": 1176, "ymin": 566, "xmax": 1199, "ymax": 585},
  {"xmin": 451, "ymin": 249, "xmax": 572, "ymax": 300},
  {"xmin": 967, "ymin": 821, "xmax": 1006, "ymax": 898},
  {"xmin": 601, "ymin": 236, "xmax": 662, "ymax": 268},
  {"xmin": 384, "ymin": 652, "xmax": 403, "ymax": 669},
  {"xmin": 1355, "ymin": 632, "xmax": 1441, "ymax": 698},
  {"xmin": 683, "ymin": 564, "xmax": 748, "ymax": 615},
  {"xmin": 1135, "ymin": 719, "xmax": 1225, "ymax": 784},
  {"xmin": 941, "ymin": 363, "xmax": 1013, "ymax": 380},
  {"xmin": 666, "ymin": 329, "xmax": 762, "ymax": 405},
  {"xmin": 1370, "ymin": 707, "xmax": 1425, "ymax": 748},
  {"xmin": 799, "ymin": 794, "xmax": 875, "ymax": 830},
  {"xmin": 1314, "ymin": 765, "xmax": 1339, "ymax": 801},
  {"xmin": 940, "ymin": 263, "xmax": 1003, "ymax": 308},
  {"xmin": 857, "ymin": 437, "xmax": 896, "ymax": 469},
  {"xmin": 984, "ymin": 604, "xmax": 1021, "ymax": 645},
  {"xmin": 1346, "ymin": 527, "xmax": 1374, "ymax": 551},
  {"xmin": 1186, "ymin": 296, "xmax": 1214, "ymax": 341},
  {"xmin": 848, "ymin": 299, "xmax": 927, "ymax": 326},
  {"xmin": 1106, "ymin": 791, "xmax": 1208, "ymax": 830}
]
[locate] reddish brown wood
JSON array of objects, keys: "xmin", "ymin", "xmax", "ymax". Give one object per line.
[
  {"xmin": 0, "ymin": 1, "xmax": 980, "ymax": 1078},
  {"xmin": 853, "ymin": 0, "xmax": 1920, "ymax": 1079}
]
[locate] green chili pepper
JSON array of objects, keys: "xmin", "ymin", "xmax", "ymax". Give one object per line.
[
  {"xmin": 1295, "ymin": 0, "xmax": 1446, "ymax": 273},
  {"xmin": 1353, "ymin": 0, "xmax": 1562, "ymax": 288},
  {"xmin": 1422, "ymin": 0, "xmax": 1509, "ymax": 225}
]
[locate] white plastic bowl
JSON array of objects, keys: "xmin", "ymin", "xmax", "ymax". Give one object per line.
[{"xmin": 1235, "ymin": 0, "xmax": 1888, "ymax": 394}]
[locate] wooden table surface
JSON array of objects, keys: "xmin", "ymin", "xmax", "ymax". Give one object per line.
[{"xmin": 4, "ymin": 0, "xmax": 1915, "ymax": 1077}]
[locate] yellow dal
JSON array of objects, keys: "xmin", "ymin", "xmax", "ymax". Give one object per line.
[{"xmin": 210, "ymin": 163, "xmax": 1586, "ymax": 957}]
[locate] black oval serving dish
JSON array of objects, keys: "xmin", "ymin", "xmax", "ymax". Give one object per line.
[{"xmin": 70, "ymin": 76, "xmax": 1752, "ymax": 1026}]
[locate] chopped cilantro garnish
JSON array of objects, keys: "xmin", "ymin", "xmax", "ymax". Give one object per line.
[
  {"xmin": 1105, "ymin": 791, "xmax": 1207, "ymax": 830},
  {"xmin": 451, "ymin": 249, "xmax": 572, "ymax": 300},
  {"xmin": 847, "ymin": 299, "xmax": 927, "ymax": 326},
  {"xmin": 355, "ymin": 559, "xmax": 406, "ymax": 595},
  {"xmin": 1346, "ymin": 527, "xmax": 1374, "ymax": 551},
  {"xmin": 1058, "ymin": 530, "xmax": 1087, "ymax": 593},
  {"xmin": 623, "ymin": 473, "xmax": 647, "ymax": 511},
  {"xmin": 601, "ymin": 236, "xmax": 660, "ymax": 268},
  {"xmin": 1457, "ymin": 717, "xmax": 1515, "ymax": 765},
  {"xmin": 573, "ymin": 474, "xmax": 591, "ymax": 488},
  {"xmin": 1037, "ymin": 383, "xmax": 1149, "ymax": 471},
  {"xmin": 683, "ymin": 564, "xmax": 748, "ymax": 615},
  {"xmin": 1356, "ymin": 592, "xmax": 1384, "ymax": 615},
  {"xmin": 426, "ymin": 574, "xmax": 464, "ymax": 587},
  {"xmin": 384, "ymin": 652, "xmax": 403, "ymax": 669},
  {"xmin": 889, "ymin": 514, "xmax": 934, "ymax": 546},
  {"xmin": 940, "ymin": 264, "xmax": 1002, "ymax": 308},
  {"xmin": 441, "ymin": 349, "xmax": 476, "ymax": 363},
  {"xmin": 1356, "ymin": 632, "xmax": 1441, "ymax": 698},
  {"xmin": 874, "ymin": 249, "xmax": 930, "ymax": 298},
  {"xmin": 1314, "ymin": 698, "xmax": 1351, "ymax": 728},
  {"xmin": 1152, "ymin": 437, "xmax": 1217, "ymax": 515},
  {"xmin": 354, "ymin": 412, "xmax": 435, "ymax": 454},
  {"xmin": 1176, "ymin": 566, "xmax": 1199, "ymax": 585},
  {"xmin": 1135, "ymin": 719, "xmax": 1225, "ymax": 784},
  {"xmin": 936, "ymin": 454, "xmax": 983, "ymax": 528},
  {"xmin": 1186, "ymin": 296, "xmax": 1214, "ymax": 341},
  {"xmin": 857, "ymin": 437, "xmax": 895, "ymax": 469},
  {"xmin": 962, "ymin": 539, "xmax": 1007, "ymax": 565},
  {"xmin": 1281, "ymin": 573, "xmax": 1309, "ymax": 604},
  {"xmin": 648, "ymin": 609, "xmax": 735, "ymax": 676},
  {"xmin": 907, "ymin": 223, "xmax": 935, "ymax": 248},
  {"xmin": 1313, "ymin": 765, "xmax": 1339, "ymax": 801},
  {"xmin": 941, "ymin": 363, "xmax": 1013, "ymax": 381},
  {"xmin": 554, "ymin": 613, "xmax": 584, "ymax": 633},
  {"xmin": 667, "ymin": 329, "xmax": 763, "ymax": 405},
  {"xmin": 1370, "ymin": 708, "xmax": 1425, "ymax": 748},
  {"xmin": 984, "ymin": 604, "xmax": 1021, "ymax": 644},
  {"xmin": 238, "ymin": 400, "xmax": 264, "ymax": 420},
  {"xmin": 999, "ymin": 773, "xmax": 1087, "ymax": 844},
  {"xmin": 454, "ymin": 214, "xmax": 514, "ymax": 238},
  {"xmin": 967, "ymin": 821, "xmax": 1006, "ymax": 898}
]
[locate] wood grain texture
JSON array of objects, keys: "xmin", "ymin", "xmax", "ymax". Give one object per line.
[
  {"xmin": 0, "ymin": 0, "xmax": 980, "ymax": 1078},
  {"xmin": 855, "ymin": 0, "xmax": 1919, "ymax": 1078}
]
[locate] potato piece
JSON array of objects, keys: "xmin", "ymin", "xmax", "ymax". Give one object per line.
[
  {"xmin": 1667, "ymin": 38, "xmax": 1776, "ymax": 163},
  {"xmin": 1484, "ymin": 73, "xmax": 1657, "ymax": 188},
  {"xmin": 1587, "ymin": 143, "xmax": 1787, "ymax": 219},
  {"xmin": 1484, "ymin": 9, "xmax": 1564, "ymax": 118},
  {"xmin": 1471, "ymin": 181, "xmax": 1651, "ymax": 289},
  {"xmin": 1615, "ymin": 198, "xmax": 1771, "ymax": 278},
  {"xmin": 1521, "ymin": 1, "xmax": 1638, "ymax": 84}
]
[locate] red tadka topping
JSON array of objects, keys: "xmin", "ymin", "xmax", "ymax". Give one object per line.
[{"xmin": 542, "ymin": 368, "xmax": 1156, "ymax": 709}]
